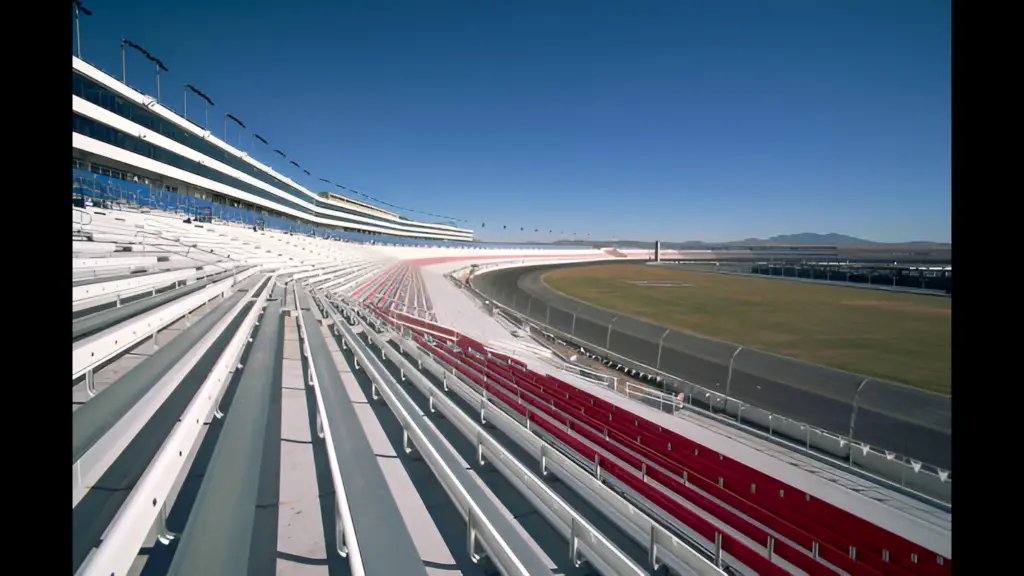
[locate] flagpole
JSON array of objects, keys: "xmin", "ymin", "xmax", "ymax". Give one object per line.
[
  {"xmin": 74, "ymin": 5, "xmax": 82, "ymax": 58},
  {"xmin": 73, "ymin": 2, "xmax": 93, "ymax": 59},
  {"xmin": 120, "ymin": 40, "xmax": 126, "ymax": 83}
]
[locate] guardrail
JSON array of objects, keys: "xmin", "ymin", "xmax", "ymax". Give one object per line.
[
  {"xmin": 72, "ymin": 274, "xmax": 267, "ymax": 508},
  {"xmin": 293, "ymin": 284, "xmax": 364, "ymax": 575},
  {"xmin": 72, "ymin": 266, "xmax": 261, "ymax": 384},
  {"xmin": 75, "ymin": 274, "xmax": 275, "ymax": 576},
  {"xmin": 554, "ymin": 359, "xmax": 619, "ymax": 389},
  {"xmin": 72, "ymin": 268, "xmax": 246, "ymax": 342},
  {"xmin": 295, "ymin": 285, "xmax": 427, "ymax": 576},
  {"xmin": 72, "ymin": 268, "xmax": 193, "ymax": 305},
  {"xmin": 459, "ymin": 275, "xmax": 953, "ymax": 508},
  {"xmin": 317, "ymin": 291, "xmax": 555, "ymax": 576}
]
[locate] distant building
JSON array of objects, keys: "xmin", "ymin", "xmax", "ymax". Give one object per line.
[{"xmin": 317, "ymin": 191, "xmax": 397, "ymax": 220}]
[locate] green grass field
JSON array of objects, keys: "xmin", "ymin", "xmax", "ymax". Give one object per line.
[{"xmin": 543, "ymin": 264, "xmax": 951, "ymax": 394}]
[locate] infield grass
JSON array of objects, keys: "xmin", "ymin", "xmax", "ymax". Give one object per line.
[{"xmin": 543, "ymin": 264, "xmax": 951, "ymax": 394}]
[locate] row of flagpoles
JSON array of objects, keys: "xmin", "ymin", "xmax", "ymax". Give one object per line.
[{"xmin": 71, "ymin": 1, "xmax": 592, "ymax": 240}]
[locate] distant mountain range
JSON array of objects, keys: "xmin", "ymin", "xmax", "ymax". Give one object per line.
[
  {"xmin": 747, "ymin": 233, "xmax": 941, "ymax": 245},
  {"xmin": 753, "ymin": 233, "xmax": 874, "ymax": 245},
  {"xmin": 551, "ymin": 233, "xmax": 948, "ymax": 248}
]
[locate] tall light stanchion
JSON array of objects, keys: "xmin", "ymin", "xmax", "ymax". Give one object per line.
[
  {"xmin": 226, "ymin": 114, "xmax": 246, "ymax": 149},
  {"xmin": 254, "ymin": 133, "xmax": 269, "ymax": 160},
  {"xmin": 122, "ymin": 40, "xmax": 167, "ymax": 102},
  {"xmin": 72, "ymin": 2, "xmax": 92, "ymax": 59},
  {"xmin": 184, "ymin": 84, "xmax": 216, "ymax": 131},
  {"xmin": 74, "ymin": 4, "xmax": 81, "ymax": 58},
  {"xmin": 154, "ymin": 59, "xmax": 167, "ymax": 102}
]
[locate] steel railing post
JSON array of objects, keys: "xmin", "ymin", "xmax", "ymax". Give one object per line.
[
  {"xmin": 655, "ymin": 328, "xmax": 672, "ymax": 370},
  {"xmin": 606, "ymin": 316, "xmax": 618, "ymax": 350},
  {"xmin": 724, "ymin": 346, "xmax": 743, "ymax": 412}
]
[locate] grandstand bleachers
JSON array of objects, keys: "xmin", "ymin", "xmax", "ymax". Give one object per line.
[
  {"xmin": 72, "ymin": 201, "xmax": 952, "ymax": 575},
  {"xmin": 367, "ymin": 307, "xmax": 953, "ymax": 576},
  {"xmin": 75, "ymin": 169, "xmax": 592, "ymax": 251},
  {"xmin": 72, "ymin": 108, "xmax": 951, "ymax": 576}
]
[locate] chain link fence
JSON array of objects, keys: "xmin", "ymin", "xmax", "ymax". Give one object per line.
[{"xmin": 472, "ymin": 264, "xmax": 951, "ymax": 474}]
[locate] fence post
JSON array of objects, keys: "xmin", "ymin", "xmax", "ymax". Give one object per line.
[
  {"xmin": 655, "ymin": 328, "xmax": 672, "ymax": 370},
  {"xmin": 725, "ymin": 346, "xmax": 743, "ymax": 412},
  {"xmin": 848, "ymin": 378, "xmax": 868, "ymax": 439},
  {"xmin": 527, "ymin": 297, "xmax": 533, "ymax": 318},
  {"xmin": 546, "ymin": 303, "xmax": 550, "ymax": 325},
  {"xmin": 606, "ymin": 316, "xmax": 619, "ymax": 350},
  {"xmin": 570, "ymin": 308, "xmax": 577, "ymax": 336},
  {"xmin": 714, "ymin": 532, "xmax": 723, "ymax": 567},
  {"xmin": 848, "ymin": 378, "xmax": 869, "ymax": 464}
]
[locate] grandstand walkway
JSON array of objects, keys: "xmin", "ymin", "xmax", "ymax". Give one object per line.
[
  {"xmin": 277, "ymin": 316, "xmax": 331, "ymax": 574},
  {"xmin": 420, "ymin": 268, "xmax": 518, "ymax": 347}
]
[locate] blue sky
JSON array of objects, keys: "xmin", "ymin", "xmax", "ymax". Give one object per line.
[{"xmin": 74, "ymin": 0, "xmax": 950, "ymax": 243}]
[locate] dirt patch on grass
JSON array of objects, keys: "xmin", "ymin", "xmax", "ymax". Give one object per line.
[{"xmin": 841, "ymin": 300, "xmax": 951, "ymax": 317}]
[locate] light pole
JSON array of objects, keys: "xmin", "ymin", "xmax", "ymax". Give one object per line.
[
  {"xmin": 226, "ymin": 114, "xmax": 246, "ymax": 148},
  {"xmin": 185, "ymin": 84, "xmax": 215, "ymax": 130},
  {"xmin": 154, "ymin": 58, "xmax": 167, "ymax": 102},
  {"xmin": 121, "ymin": 40, "xmax": 167, "ymax": 101},
  {"xmin": 72, "ymin": 1, "xmax": 92, "ymax": 59}
]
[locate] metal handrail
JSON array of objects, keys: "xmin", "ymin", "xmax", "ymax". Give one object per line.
[
  {"xmin": 293, "ymin": 283, "xmax": 366, "ymax": 576},
  {"xmin": 334, "ymin": 298, "xmax": 652, "ymax": 576},
  {"xmin": 322, "ymin": 293, "xmax": 553, "ymax": 576},
  {"xmin": 347, "ymin": 298, "xmax": 730, "ymax": 576},
  {"xmin": 75, "ymin": 274, "xmax": 274, "ymax": 576}
]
